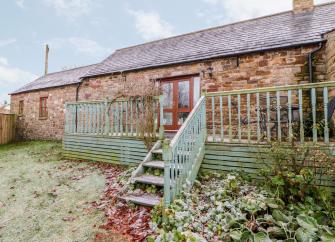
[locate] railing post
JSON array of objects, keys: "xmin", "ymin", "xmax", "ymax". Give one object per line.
[
  {"xmin": 159, "ymin": 95, "xmax": 165, "ymax": 140},
  {"xmin": 163, "ymin": 139, "xmax": 171, "ymax": 207}
]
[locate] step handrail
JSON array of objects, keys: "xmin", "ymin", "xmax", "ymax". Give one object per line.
[{"xmin": 163, "ymin": 96, "xmax": 207, "ymax": 205}]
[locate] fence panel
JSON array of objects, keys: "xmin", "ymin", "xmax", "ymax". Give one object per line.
[
  {"xmin": 205, "ymin": 81, "xmax": 335, "ymax": 145},
  {"xmin": 0, "ymin": 114, "xmax": 15, "ymax": 145},
  {"xmin": 65, "ymin": 97, "xmax": 163, "ymax": 139}
]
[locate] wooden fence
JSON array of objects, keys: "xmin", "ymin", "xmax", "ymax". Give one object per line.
[
  {"xmin": 65, "ymin": 96, "xmax": 164, "ymax": 139},
  {"xmin": 0, "ymin": 113, "xmax": 15, "ymax": 145},
  {"xmin": 205, "ymin": 81, "xmax": 335, "ymax": 145}
]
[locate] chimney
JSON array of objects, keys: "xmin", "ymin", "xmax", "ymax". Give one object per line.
[
  {"xmin": 44, "ymin": 44, "xmax": 49, "ymax": 75},
  {"xmin": 293, "ymin": 0, "xmax": 314, "ymax": 13}
]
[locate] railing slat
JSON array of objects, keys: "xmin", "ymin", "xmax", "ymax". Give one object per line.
[
  {"xmin": 228, "ymin": 95, "xmax": 232, "ymax": 142},
  {"xmin": 104, "ymin": 100, "xmax": 110, "ymax": 135},
  {"xmin": 298, "ymin": 89, "xmax": 304, "ymax": 143},
  {"xmin": 288, "ymin": 90, "xmax": 292, "ymax": 142},
  {"xmin": 125, "ymin": 101, "xmax": 128, "ymax": 136},
  {"xmin": 237, "ymin": 94, "xmax": 241, "ymax": 142},
  {"xmin": 130, "ymin": 100, "xmax": 133, "ymax": 136},
  {"xmin": 211, "ymin": 96, "xmax": 215, "ymax": 142},
  {"xmin": 324, "ymin": 87, "xmax": 329, "ymax": 144},
  {"xmin": 115, "ymin": 102, "xmax": 119, "ymax": 135},
  {"xmin": 247, "ymin": 94, "xmax": 251, "ymax": 143},
  {"xmin": 136, "ymin": 100, "xmax": 139, "ymax": 137},
  {"xmin": 256, "ymin": 93, "xmax": 260, "ymax": 142},
  {"xmin": 312, "ymin": 88, "xmax": 317, "ymax": 143},
  {"xmin": 219, "ymin": 96, "xmax": 224, "ymax": 142},
  {"xmin": 120, "ymin": 101, "xmax": 123, "ymax": 136},
  {"xmin": 266, "ymin": 92, "xmax": 271, "ymax": 142},
  {"xmin": 276, "ymin": 91, "xmax": 281, "ymax": 142}
]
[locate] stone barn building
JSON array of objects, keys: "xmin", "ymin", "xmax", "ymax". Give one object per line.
[{"xmin": 10, "ymin": 0, "xmax": 335, "ymax": 141}]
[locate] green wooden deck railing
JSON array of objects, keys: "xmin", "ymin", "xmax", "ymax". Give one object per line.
[
  {"xmin": 65, "ymin": 96, "xmax": 164, "ymax": 138},
  {"xmin": 163, "ymin": 96, "xmax": 207, "ymax": 205},
  {"xmin": 205, "ymin": 81, "xmax": 335, "ymax": 144}
]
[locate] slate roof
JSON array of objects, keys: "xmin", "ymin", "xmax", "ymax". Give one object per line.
[
  {"xmin": 84, "ymin": 2, "xmax": 335, "ymax": 78},
  {"xmin": 11, "ymin": 64, "xmax": 97, "ymax": 94}
]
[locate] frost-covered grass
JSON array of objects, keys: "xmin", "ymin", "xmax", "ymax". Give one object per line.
[
  {"xmin": 0, "ymin": 141, "xmax": 106, "ymax": 242},
  {"xmin": 150, "ymin": 172, "xmax": 335, "ymax": 242}
]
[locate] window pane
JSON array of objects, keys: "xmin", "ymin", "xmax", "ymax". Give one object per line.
[
  {"xmin": 178, "ymin": 112, "xmax": 190, "ymax": 125},
  {"xmin": 178, "ymin": 81, "xmax": 190, "ymax": 108},
  {"xmin": 193, "ymin": 77, "xmax": 200, "ymax": 105},
  {"xmin": 163, "ymin": 112, "xmax": 173, "ymax": 125},
  {"xmin": 162, "ymin": 83, "xmax": 173, "ymax": 108}
]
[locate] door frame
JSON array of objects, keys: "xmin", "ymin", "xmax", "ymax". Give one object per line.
[{"xmin": 160, "ymin": 75, "xmax": 199, "ymax": 131}]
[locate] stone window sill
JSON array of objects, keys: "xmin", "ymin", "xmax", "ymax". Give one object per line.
[{"xmin": 39, "ymin": 117, "xmax": 48, "ymax": 120}]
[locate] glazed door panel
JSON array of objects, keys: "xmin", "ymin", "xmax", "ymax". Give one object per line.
[{"xmin": 162, "ymin": 76, "xmax": 200, "ymax": 131}]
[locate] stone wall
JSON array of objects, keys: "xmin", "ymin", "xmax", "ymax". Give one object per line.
[
  {"xmin": 11, "ymin": 44, "xmax": 327, "ymax": 140},
  {"xmin": 10, "ymin": 85, "xmax": 78, "ymax": 140},
  {"xmin": 80, "ymin": 44, "xmax": 326, "ymax": 100},
  {"xmin": 326, "ymin": 30, "xmax": 335, "ymax": 82}
]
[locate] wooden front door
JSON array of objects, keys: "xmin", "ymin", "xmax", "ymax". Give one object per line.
[{"xmin": 161, "ymin": 76, "xmax": 200, "ymax": 131}]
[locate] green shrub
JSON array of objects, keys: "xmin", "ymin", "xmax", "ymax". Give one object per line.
[{"xmin": 259, "ymin": 141, "xmax": 335, "ymax": 211}]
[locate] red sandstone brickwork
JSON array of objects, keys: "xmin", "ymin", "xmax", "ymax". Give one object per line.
[
  {"xmin": 80, "ymin": 45, "xmax": 326, "ymax": 99},
  {"xmin": 10, "ymin": 85, "xmax": 77, "ymax": 140},
  {"xmin": 11, "ymin": 44, "xmax": 327, "ymax": 140},
  {"xmin": 326, "ymin": 30, "xmax": 335, "ymax": 82}
]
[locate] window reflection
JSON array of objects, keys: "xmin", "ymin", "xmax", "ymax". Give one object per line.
[
  {"xmin": 162, "ymin": 83, "xmax": 173, "ymax": 108},
  {"xmin": 178, "ymin": 81, "xmax": 189, "ymax": 108},
  {"xmin": 163, "ymin": 112, "xmax": 173, "ymax": 125}
]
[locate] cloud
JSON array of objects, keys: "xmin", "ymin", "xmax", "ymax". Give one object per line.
[
  {"xmin": 127, "ymin": 9, "xmax": 175, "ymax": 41},
  {"xmin": 16, "ymin": 0, "xmax": 24, "ymax": 8},
  {"xmin": 0, "ymin": 38, "xmax": 17, "ymax": 47},
  {"xmin": 46, "ymin": 37, "xmax": 110, "ymax": 57},
  {"xmin": 44, "ymin": 0, "xmax": 92, "ymax": 20},
  {"xmin": 200, "ymin": 0, "xmax": 332, "ymax": 24},
  {"xmin": 68, "ymin": 37, "xmax": 109, "ymax": 56},
  {"xmin": 0, "ymin": 57, "xmax": 38, "ymax": 102}
]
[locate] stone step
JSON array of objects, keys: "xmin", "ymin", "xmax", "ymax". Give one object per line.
[
  {"xmin": 120, "ymin": 194, "xmax": 161, "ymax": 207},
  {"xmin": 152, "ymin": 149, "xmax": 163, "ymax": 155},
  {"xmin": 143, "ymin": 160, "xmax": 164, "ymax": 169},
  {"xmin": 134, "ymin": 174, "xmax": 164, "ymax": 186}
]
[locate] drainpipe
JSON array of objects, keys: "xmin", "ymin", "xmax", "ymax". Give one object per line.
[
  {"xmin": 75, "ymin": 81, "xmax": 83, "ymax": 101},
  {"xmin": 308, "ymin": 42, "xmax": 323, "ymax": 83}
]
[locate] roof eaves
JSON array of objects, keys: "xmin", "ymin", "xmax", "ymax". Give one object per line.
[{"xmin": 9, "ymin": 81, "xmax": 82, "ymax": 95}]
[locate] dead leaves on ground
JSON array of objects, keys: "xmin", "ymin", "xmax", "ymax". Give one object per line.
[{"xmin": 92, "ymin": 165, "xmax": 154, "ymax": 242}]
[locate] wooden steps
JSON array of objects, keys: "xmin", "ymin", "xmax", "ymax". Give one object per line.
[
  {"xmin": 120, "ymin": 142, "xmax": 166, "ymax": 207},
  {"xmin": 143, "ymin": 160, "xmax": 164, "ymax": 169},
  {"xmin": 133, "ymin": 174, "xmax": 164, "ymax": 186},
  {"xmin": 152, "ymin": 149, "xmax": 162, "ymax": 155},
  {"xmin": 120, "ymin": 194, "xmax": 161, "ymax": 207}
]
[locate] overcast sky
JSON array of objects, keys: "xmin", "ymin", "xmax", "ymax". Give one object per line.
[{"xmin": 0, "ymin": 0, "xmax": 332, "ymax": 103}]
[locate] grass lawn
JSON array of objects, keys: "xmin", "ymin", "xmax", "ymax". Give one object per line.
[{"xmin": 0, "ymin": 141, "xmax": 109, "ymax": 242}]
